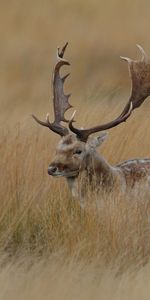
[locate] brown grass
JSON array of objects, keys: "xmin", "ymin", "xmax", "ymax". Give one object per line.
[
  {"xmin": 0, "ymin": 104, "xmax": 150, "ymax": 299},
  {"xmin": 1, "ymin": 0, "xmax": 150, "ymax": 298},
  {"xmin": 1, "ymin": 255, "xmax": 150, "ymax": 300}
]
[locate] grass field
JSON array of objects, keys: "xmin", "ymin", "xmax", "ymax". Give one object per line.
[{"xmin": 1, "ymin": 0, "xmax": 150, "ymax": 299}]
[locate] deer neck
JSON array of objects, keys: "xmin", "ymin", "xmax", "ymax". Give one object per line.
[{"xmin": 85, "ymin": 151, "xmax": 116, "ymax": 185}]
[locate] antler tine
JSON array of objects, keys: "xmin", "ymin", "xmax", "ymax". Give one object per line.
[
  {"xmin": 32, "ymin": 42, "xmax": 72, "ymax": 137},
  {"xmin": 136, "ymin": 44, "xmax": 149, "ymax": 62},
  {"xmin": 32, "ymin": 114, "xmax": 51, "ymax": 128},
  {"xmin": 32, "ymin": 113, "xmax": 69, "ymax": 136},
  {"xmin": 69, "ymin": 45, "xmax": 150, "ymax": 142},
  {"xmin": 58, "ymin": 42, "xmax": 68, "ymax": 58}
]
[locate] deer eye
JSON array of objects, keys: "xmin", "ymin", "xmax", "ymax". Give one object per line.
[{"xmin": 74, "ymin": 149, "xmax": 82, "ymax": 155}]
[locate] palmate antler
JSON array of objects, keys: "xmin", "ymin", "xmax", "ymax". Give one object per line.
[
  {"xmin": 33, "ymin": 44, "xmax": 150, "ymax": 142},
  {"xmin": 32, "ymin": 42, "xmax": 72, "ymax": 136},
  {"xmin": 69, "ymin": 45, "xmax": 150, "ymax": 142}
]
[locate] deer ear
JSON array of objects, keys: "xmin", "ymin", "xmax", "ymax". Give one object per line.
[{"xmin": 88, "ymin": 132, "xmax": 108, "ymax": 148}]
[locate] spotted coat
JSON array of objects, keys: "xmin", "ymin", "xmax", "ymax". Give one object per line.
[{"xmin": 116, "ymin": 159, "xmax": 150, "ymax": 188}]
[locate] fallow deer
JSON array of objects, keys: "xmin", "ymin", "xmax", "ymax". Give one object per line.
[{"xmin": 32, "ymin": 43, "xmax": 150, "ymax": 201}]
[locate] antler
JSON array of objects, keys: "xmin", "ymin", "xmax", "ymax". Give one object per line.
[
  {"xmin": 69, "ymin": 45, "xmax": 150, "ymax": 142},
  {"xmin": 32, "ymin": 42, "xmax": 72, "ymax": 136}
]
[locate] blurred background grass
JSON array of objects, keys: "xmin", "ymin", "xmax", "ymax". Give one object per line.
[{"xmin": 1, "ymin": 0, "xmax": 150, "ymax": 124}]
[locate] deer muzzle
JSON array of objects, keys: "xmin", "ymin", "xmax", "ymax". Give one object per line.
[
  {"xmin": 48, "ymin": 165, "xmax": 58, "ymax": 175},
  {"xmin": 48, "ymin": 163, "xmax": 79, "ymax": 177}
]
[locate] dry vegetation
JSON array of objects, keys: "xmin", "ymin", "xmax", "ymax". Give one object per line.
[
  {"xmin": 1, "ymin": 101, "xmax": 150, "ymax": 299},
  {"xmin": 1, "ymin": 0, "xmax": 150, "ymax": 299}
]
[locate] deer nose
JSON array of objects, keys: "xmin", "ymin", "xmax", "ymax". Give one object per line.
[{"xmin": 48, "ymin": 165, "xmax": 57, "ymax": 175}]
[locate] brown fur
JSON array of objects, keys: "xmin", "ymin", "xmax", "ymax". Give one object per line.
[{"xmin": 117, "ymin": 159, "xmax": 150, "ymax": 188}]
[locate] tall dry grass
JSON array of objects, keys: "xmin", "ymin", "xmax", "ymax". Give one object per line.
[
  {"xmin": 1, "ymin": 255, "xmax": 150, "ymax": 300},
  {"xmin": 1, "ymin": 0, "xmax": 150, "ymax": 298},
  {"xmin": 1, "ymin": 61, "xmax": 150, "ymax": 300},
  {"xmin": 1, "ymin": 100, "xmax": 150, "ymax": 265},
  {"xmin": 0, "ymin": 115, "xmax": 150, "ymax": 298}
]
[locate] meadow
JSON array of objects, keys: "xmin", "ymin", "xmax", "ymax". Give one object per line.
[{"xmin": 1, "ymin": 0, "xmax": 150, "ymax": 299}]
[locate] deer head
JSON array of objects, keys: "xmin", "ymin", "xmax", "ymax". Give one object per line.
[
  {"xmin": 47, "ymin": 132, "xmax": 108, "ymax": 178},
  {"xmin": 32, "ymin": 44, "xmax": 150, "ymax": 180}
]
